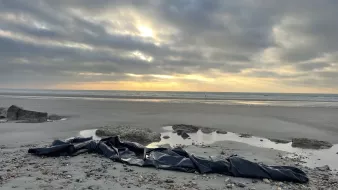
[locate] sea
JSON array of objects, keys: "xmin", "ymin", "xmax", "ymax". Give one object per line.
[{"xmin": 1, "ymin": 89, "xmax": 338, "ymax": 108}]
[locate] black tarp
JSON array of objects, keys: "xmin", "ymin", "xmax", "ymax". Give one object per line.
[{"xmin": 28, "ymin": 136, "xmax": 309, "ymax": 183}]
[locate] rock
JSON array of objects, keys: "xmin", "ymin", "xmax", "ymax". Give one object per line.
[
  {"xmin": 252, "ymin": 179, "xmax": 258, "ymax": 183},
  {"xmin": 165, "ymin": 179, "xmax": 174, "ymax": 183},
  {"xmin": 47, "ymin": 114, "xmax": 64, "ymax": 121},
  {"xmin": 216, "ymin": 129, "xmax": 228, "ymax": 134},
  {"xmin": 315, "ymin": 165, "xmax": 330, "ymax": 171},
  {"xmin": 239, "ymin": 133, "xmax": 252, "ymax": 138},
  {"xmin": 329, "ymin": 178, "xmax": 338, "ymax": 184},
  {"xmin": 260, "ymin": 139, "xmax": 263, "ymax": 142},
  {"xmin": 263, "ymin": 178, "xmax": 270, "ymax": 184},
  {"xmin": 236, "ymin": 182, "xmax": 246, "ymax": 188},
  {"xmin": 226, "ymin": 184, "xmax": 234, "ymax": 189},
  {"xmin": 269, "ymin": 138, "xmax": 291, "ymax": 144},
  {"xmin": 181, "ymin": 132, "xmax": 190, "ymax": 139},
  {"xmin": 175, "ymin": 129, "xmax": 184, "ymax": 135},
  {"xmin": 6, "ymin": 105, "xmax": 47, "ymax": 122},
  {"xmin": 0, "ymin": 107, "xmax": 6, "ymax": 118},
  {"xmin": 292, "ymin": 138, "xmax": 333, "ymax": 149},
  {"xmin": 95, "ymin": 125, "xmax": 161, "ymax": 145},
  {"xmin": 200, "ymin": 127, "xmax": 215, "ymax": 134},
  {"xmin": 172, "ymin": 124, "xmax": 199, "ymax": 133},
  {"xmin": 6, "ymin": 105, "xmax": 20, "ymax": 120},
  {"xmin": 162, "ymin": 135, "xmax": 170, "ymax": 139},
  {"xmin": 75, "ymin": 179, "xmax": 83, "ymax": 183}
]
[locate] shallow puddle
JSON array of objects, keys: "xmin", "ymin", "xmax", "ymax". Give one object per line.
[{"xmin": 79, "ymin": 126, "xmax": 338, "ymax": 171}]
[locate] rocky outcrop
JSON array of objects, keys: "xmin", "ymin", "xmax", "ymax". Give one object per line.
[
  {"xmin": 216, "ymin": 129, "xmax": 228, "ymax": 134},
  {"xmin": 200, "ymin": 127, "xmax": 215, "ymax": 134},
  {"xmin": 269, "ymin": 138, "xmax": 291, "ymax": 144},
  {"xmin": 96, "ymin": 125, "xmax": 161, "ymax": 145},
  {"xmin": 291, "ymin": 138, "xmax": 333, "ymax": 149},
  {"xmin": 172, "ymin": 124, "xmax": 199, "ymax": 133},
  {"xmin": 239, "ymin": 133, "xmax": 252, "ymax": 138},
  {"xmin": 6, "ymin": 105, "xmax": 48, "ymax": 122},
  {"xmin": 181, "ymin": 132, "xmax": 190, "ymax": 139},
  {"xmin": 172, "ymin": 124, "xmax": 228, "ymax": 138},
  {"xmin": 47, "ymin": 114, "xmax": 64, "ymax": 121},
  {"xmin": 0, "ymin": 107, "xmax": 6, "ymax": 119}
]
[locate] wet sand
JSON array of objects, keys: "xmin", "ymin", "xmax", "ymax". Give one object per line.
[
  {"xmin": 1, "ymin": 96, "xmax": 338, "ymax": 146},
  {"xmin": 1, "ymin": 96, "xmax": 338, "ymax": 189}
]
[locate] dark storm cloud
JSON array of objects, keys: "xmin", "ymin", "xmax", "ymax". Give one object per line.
[{"xmin": 0, "ymin": 0, "xmax": 338, "ymax": 89}]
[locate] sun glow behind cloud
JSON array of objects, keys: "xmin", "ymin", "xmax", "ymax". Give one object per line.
[{"xmin": 2, "ymin": 0, "xmax": 338, "ymax": 93}]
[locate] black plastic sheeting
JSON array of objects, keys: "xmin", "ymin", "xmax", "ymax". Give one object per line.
[{"xmin": 28, "ymin": 136, "xmax": 309, "ymax": 183}]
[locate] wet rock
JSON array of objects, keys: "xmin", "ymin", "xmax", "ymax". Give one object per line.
[
  {"xmin": 47, "ymin": 114, "xmax": 64, "ymax": 121},
  {"xmin": 292, "ymin": 138, "xmax": 333, "ymax": 149},
  {"xmin": 200, "ymin": 127, "xmax": 215, "ymax": 134},
  {"xmin": 95, "ymin": 125, "xmax": 161, "ymax": 145},
  {"xmin": 162, "ymin": 135, "xmax": 170, "ymax": 139},
  {"xmin": 216, "ymin": 129, "xmax": 228, "ymax": 134},
  {"xmin": 269, "ymin": 138, "xmax": 291, "ymax": 144},
  {"xmin": 315, "ymin": 165, "xmax": 330, "ymax": 171},
  {"xmin": 239, "ymin": 133, "xmax": 252, "ymax": 138},
  {"xmin": 236, "ymin": 182, "xmax": 246, "ymax": 188},
  {"xmin": 181, "ymin": 132, "xmax": 190, "ymax": 139},
  {"xmin": 0, "ymin": 107, "xmax": 6, "ymax": 118},
  {"xmin": 172, "ymin": 124, "xmax": 199, "ymax": 133},
  {"xmin": 226, "ymin": 184, "xmax": 234, "ymax": 189},
  {"xmin": 165, "ymin": 179, "xmax": 174, "ymax": 183},
  {"xmin": 7, "ymin": 105, "xmax": 47, "ymax": 122},
  {"xmin": 75, "ymin": 179, "xmax": 83, "ymax": 183}
]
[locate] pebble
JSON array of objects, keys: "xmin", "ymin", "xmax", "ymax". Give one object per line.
[
  {"xmin": 75, "ymin": 178, "xmax": 83, "ymax": 183},
  {"xmin": 263, "ymin": 178, "xmax": 270, "ymax": 184},
  {"xmin": 165, "ymin": 179, "xmax": 174, "ymax": 183},
  {"xmin": 226, "ymin": 184, "xmax": 234, "ymax": 189},
  {"xmin": 66, "ymin": 175, "xmax": 72, "ymax": 178},
  {"xmin": 277, "ymin": 182, "xmax": 284, "ymax": 187},
  {"xmin": 236, "ymin": 182, "xmax": 246, "ymax": 188}
]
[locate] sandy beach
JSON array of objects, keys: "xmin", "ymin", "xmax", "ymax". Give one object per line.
[
  {"xmin": 1, "ymin": 96, "xmax": 338, "ymax": 146},
  {"xmin": 1, "ymin": 96, "xmax": 338, "ymax": 189}
]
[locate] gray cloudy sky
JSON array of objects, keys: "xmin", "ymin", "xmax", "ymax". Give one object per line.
[{"xmin": 1, "ymin": 0, "xmax": 338, "ymax": 92}]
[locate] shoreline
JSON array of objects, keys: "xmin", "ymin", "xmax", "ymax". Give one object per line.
[{"xmin": 1, "ymin": 96, "xmax": 338, "ymax": 189}]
